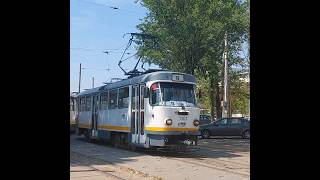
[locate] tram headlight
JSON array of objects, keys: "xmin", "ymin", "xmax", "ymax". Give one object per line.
[
  {"xmin": 166, "ymin": 119, "xmax": 173, "ymax": 126},
  {"xmin": 193, "ymin": 119, "xmax": 200, "ymax": 126},
  {"xmin": 164, "ymin": 137, "xmax": 169, "ymax": 143}
]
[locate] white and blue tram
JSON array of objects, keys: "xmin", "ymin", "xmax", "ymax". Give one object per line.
[
  {"xmin": 75, "ymin": 70, "xmax": 200, "ymax": 150},
  {"xmin": 70, "ymin": 92, "xmax": 78, "ymax": 134}
]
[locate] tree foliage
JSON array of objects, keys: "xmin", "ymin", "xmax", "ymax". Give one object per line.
[{"xmin": 136, "ymin": 0, "xmax": 249, "ymax": 117}]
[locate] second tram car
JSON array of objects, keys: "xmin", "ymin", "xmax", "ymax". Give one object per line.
[
  {"xmin": 70, "ymin": 92, "xmax": 78, "ymax": 134},
  {"xmin": 75, "ymin": 70, "xmax": 200, "ymax": 150}
]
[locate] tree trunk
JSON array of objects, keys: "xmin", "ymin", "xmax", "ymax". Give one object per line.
[
  {"xmin": 209, "ymin": 77, "xmax": 222, "ymax": 119},
  {"xmin": 215, "ymin": 80, "xmax": 222, "ymax": 119},
  {"xmin": 209, "ymin": 78, "xmax": 215, "ymax": 119},
  {"xmin": 228, "ymin": 84, "xmax": 232, "ymax": 117}
]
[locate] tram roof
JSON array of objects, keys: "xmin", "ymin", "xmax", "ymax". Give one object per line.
[
  {"xmin": 76, "ymin": 71, "xmax": 195, "ymax": 97},
  {"xmin": 70, "ymin": 92, "xmax": 79, "ymax": 98}
]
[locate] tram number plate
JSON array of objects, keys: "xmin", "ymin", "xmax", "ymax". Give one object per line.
[
  {"xmin": 178, "ymin": 122, "xmax": 186, "ymax": 127},
  {"xmin": 179, "ymin": 116, "xmax": 187, "ymax": 121}
]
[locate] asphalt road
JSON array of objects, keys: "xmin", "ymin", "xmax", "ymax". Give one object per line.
[{"xmin": 70, "ymin": 135, "xmax": 250, "ymax": 180}]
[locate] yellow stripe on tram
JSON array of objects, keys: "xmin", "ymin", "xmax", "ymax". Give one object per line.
[
  {"xmin": 98, "ymin": 125, "xmax": 130, "ymax": 131},
  {"xmin": 78, "ymin": 123, "xmax": 90, "ymax": 128},
  {"xmin": 78, "ymin": 124, "xmax": 198, "ymax": 132},
  {"xmin": 144, "ymin": 127, "xmax": 198, "ymax": 132},
  {"xmin": 78, "ymin": 124, "xmax": 130, "ymax": 131}
]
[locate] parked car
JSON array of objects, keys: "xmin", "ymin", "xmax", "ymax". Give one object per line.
[
  {"xmin": 199, "ymin": 115, "xmax": 212, "ymax": 125},
  {"xmin": 199, "ymin": 117, "xmax": 250, "ymax": 139}
]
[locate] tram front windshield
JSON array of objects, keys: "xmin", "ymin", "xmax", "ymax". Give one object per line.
[{"xmin": 151, "ymin": 82, "xmax": 196, "ymax": 107}]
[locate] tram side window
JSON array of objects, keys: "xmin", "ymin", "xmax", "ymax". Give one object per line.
[
  {"xmin": 100, "ymin": 92, "xmax": 108, "ymax": 110},
  {"xmin": 70, "ymin": 99, "xmax": 74, "ymax": 111},
  {"xmin": 80, "ymin": 98, "xmax": 85, "ymax": 112},
  {"xmin": 78, "ymin": 99, "xmax": 81, "ymax": 112},
  {"xmin": 118, "ymin": 87, "xmax": 129, "ymax": 109},
  {"xmin": 141, "ymin": 87, "xmax": 145, "ymax": 109},
  {"xmin": 86, "ymin": 96, "xmax": 91, "ymax": 111},
  {"xmin": 83, "ymin": 98, "xmax": 87, "ymax": 111},
  {"xmin": 83, "ymin": 98, "xmax": 87, "ymax": 112},
  {"xmin": 109, "ymin": 90, "xmax": 118, "ymax": 109},
  {"xmin": 150, "ymin": 83, "xmax": 161, "ymax": 105},
  {"xmin": 132, "ymin": 87, "xmax": 135, "ymax": 110},
  {"xmin": 76, "ymin": 99, "xmax": 79, "ymax": 112}
]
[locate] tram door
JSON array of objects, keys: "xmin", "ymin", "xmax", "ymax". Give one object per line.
[
  {"xmin": 91, "ymin": 95, "xmax": 99, "ymax": 137},
  {"xmin": 131, "ymin": 85, "xmax": 146, "ymax": 145},
  {"xmin": 139, "ymin": 85, "xmax": 146, "ymax": 144},
  {"xmin": 131, "ymin": 85, "xmax": 139, "ymax": 144}
]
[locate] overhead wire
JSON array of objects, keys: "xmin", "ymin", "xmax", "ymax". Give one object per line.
[{"xmin": 76, "ymin": 0, "xmax": 143, "ymax": 15}]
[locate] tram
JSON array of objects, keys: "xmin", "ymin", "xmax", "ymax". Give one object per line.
[
  {"xmin": 70, "ymin": 92, "xmax": 78, "ymax": 134},
  {"xmin": 75, "ymin": 70, "xmax": 200, "ymax": 150}
]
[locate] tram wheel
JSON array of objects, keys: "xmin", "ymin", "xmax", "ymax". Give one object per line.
[
  {"xmin": 130, "ymin": 144, "xmax": 137, "ymax": 151},
  {"xmin": 201, "ymin": 129, "xmax": 210, "ymax": 139},
  {"xmin": 113, "ymin": 134, "xmax": 121, "ymax": 148},
  {"xmin": 84, "ymin": 130, "xmax": 93, "ymax": 143},
  {"xmin": 242, "ymin": 130, "xmax": 250, "ymax": 139}
]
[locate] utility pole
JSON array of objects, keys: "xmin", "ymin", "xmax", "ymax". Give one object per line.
[
  {"xmin": 222, "ymin": 32, "xmax": 230, "ymax": 118},
  {"xmin": 104, "ymin": 51, "xmax": 112, "ymax": 82},
  {"xmin": 248, "ymin": 39, "xmax": 250, "ymax": 117},
  {"xmin": 78, "ymin": 63, "xmax": 82, "ymax": 93},
  {"xmin": 92, "ymin": 77, "xmax": 94, "ymax": 88}
]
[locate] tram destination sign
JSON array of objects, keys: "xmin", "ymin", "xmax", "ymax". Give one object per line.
[{"xmin": 172, "ymin": 74, "xmax": 184, "ymax": 81}]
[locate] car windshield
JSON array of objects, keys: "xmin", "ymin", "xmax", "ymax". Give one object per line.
[{"xmin": 151, "ymin": 82, "xmax": 196, "ymax": 107}]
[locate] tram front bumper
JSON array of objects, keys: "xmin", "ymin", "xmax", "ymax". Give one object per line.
[{"xmin": 148, "ymin": 134, "xmax": 198, "ymax": 147}]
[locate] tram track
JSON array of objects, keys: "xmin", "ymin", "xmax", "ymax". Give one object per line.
[
  {"xmin": 143, "ymin": 148, "xmax": 249, "ymax": 178},
  {"xmin": 86, "ymin": 138, "xmax": 249, "ymax": 172},
  {"xmin": 71, "ymin": 150, "xmax": 162, "ymax": 180},
  {"xmin": 191, "ymin": 145, "xmax": 250, "ymax": 171},
  {"xmin": 167, "ymin": 156, "xmax": 250, "ymax": 177},
  {"xmin": 73, "ymin": 147, "xmax": 249, "ymax": 179},
  {"xmin": 198, "ymin": 144, "xmax": 250, "ymax": 152},
  {"xmin": 71, "ymin": 135, "xmax": 250, "ymax": 179},
  {"xmin": 145, "ymin": 146, "xmax": 249, "ymax": 177},
  {"xmin": 70, "ymin": 156, "xmax": 126, "ymax": 180},
  {"xmin": 183, "ymin": 151, "xmax": 250, "ymax": 167},
  {"xmin": 151, "ymin": 147, "xmax": 249, "ymax": 167}
]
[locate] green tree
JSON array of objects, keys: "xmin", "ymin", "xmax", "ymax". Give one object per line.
[
  {"xmin": 136, "ymin": 0, "xmax": 249, "ymax": 117},
  {"xmin": 229, "ymin": 68, "xmax": 249, "ymax": 115}
]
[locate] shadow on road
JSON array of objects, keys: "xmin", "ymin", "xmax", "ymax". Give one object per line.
[{"xmin": 70, "ymin": 134, "xmax": 249, "ymax": 167}]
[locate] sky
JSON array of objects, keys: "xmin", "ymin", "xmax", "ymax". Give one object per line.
[
  {"xmin": 70, "ymin": 0, "xmax": 249, "ymax": 93},
  {"xmin": 70, "ymin": 0, "xmax": 158, "ymax": 93}
]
